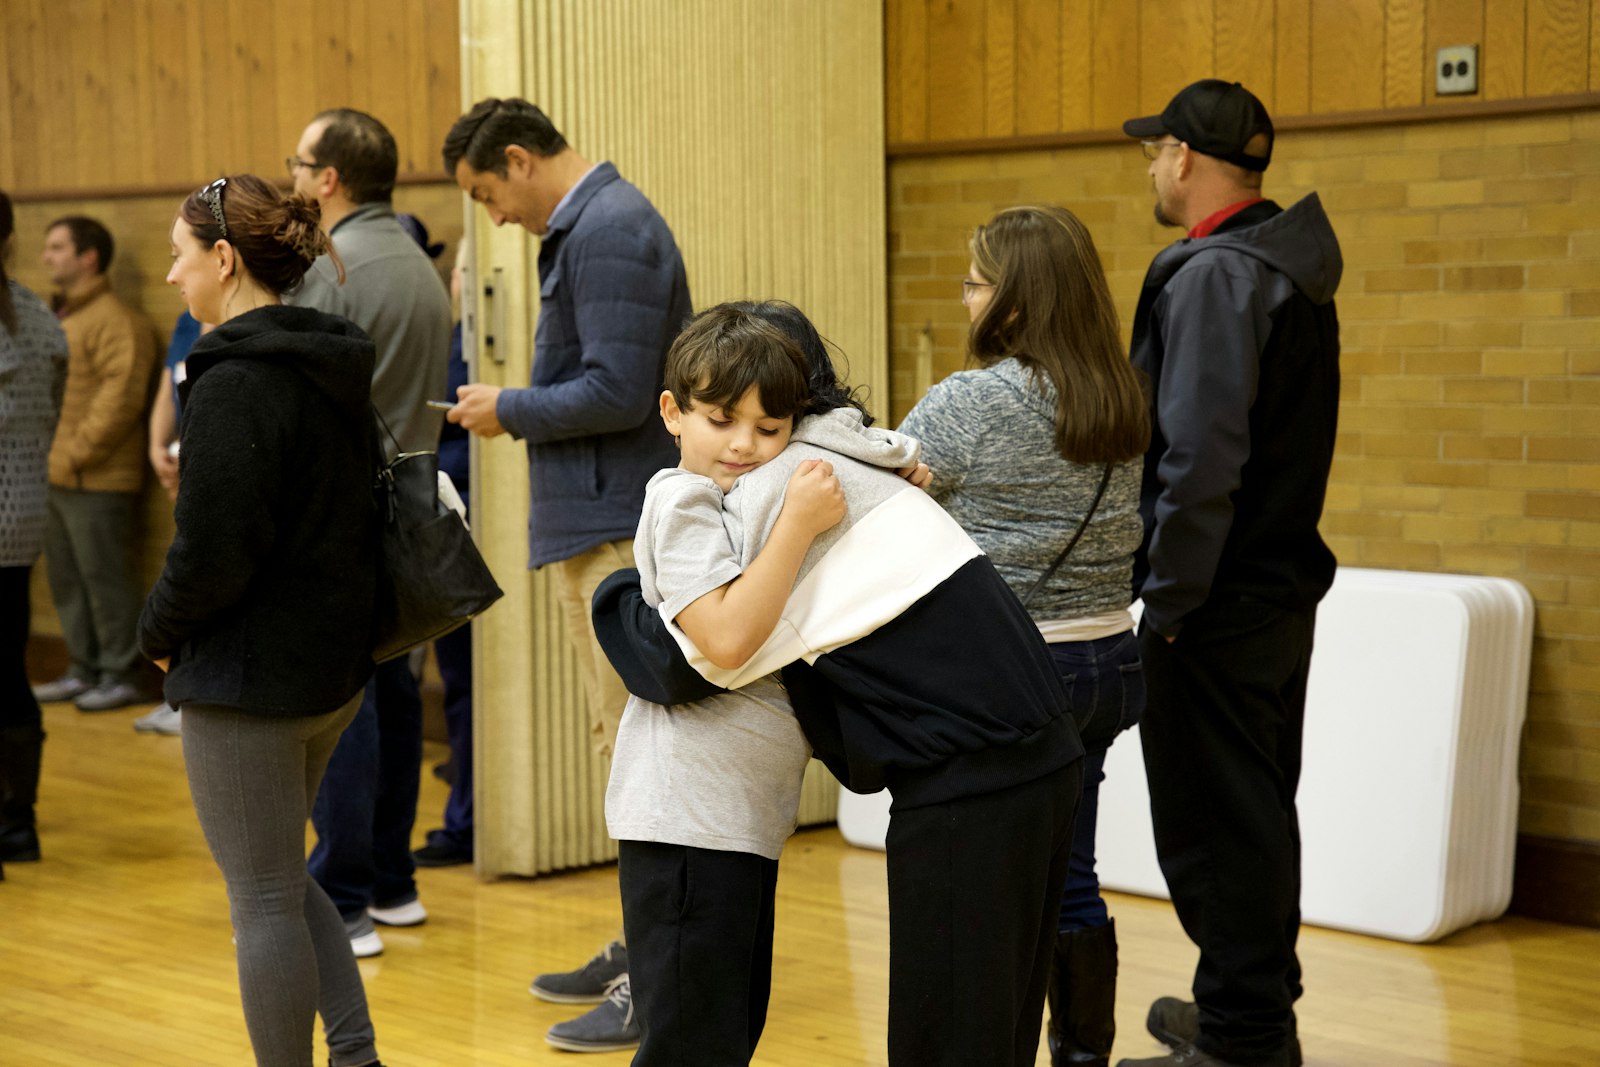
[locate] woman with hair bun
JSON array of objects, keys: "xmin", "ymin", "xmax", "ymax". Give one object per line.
[{"xmin": 138, "ymin": 174, "xmax": 388, "ymax": 1067}]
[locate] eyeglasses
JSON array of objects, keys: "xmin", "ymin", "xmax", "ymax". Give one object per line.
[
  {"xmin": 198, "ymin": 178, "xmax": 229, "ymax": 239},
  {"xmin": 1141, "ymin": 139, "xmax": 1181, "ymax": 161},
  {"xmin": 285, "ymin": 156, "xmax": 320, "ymax": 175},
  {"xmin": 960, "ymin": 279, "xmax": 994, "ymax": 305}
]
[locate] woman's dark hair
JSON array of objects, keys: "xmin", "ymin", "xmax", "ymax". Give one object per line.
[
  {"xmin": 0, "ymin": 189, "xmax": 15, "ymax": 334},
  {"xmin": 178, "ymin": 174, "xmax": 340, "ymax": 296},
  {"xmin": 738, "ymin": 300, "xmax": 875, "ymax": 425},
  {"xmin": 664, "ymin": 304, "xmax": 811, "ymax": 421},
  {"xmin": 968, "ymin": 205, "xmax": 1149, "ymax": 464},
  {"xmin": 442, "ymin": 98, "xmax": 568, "ymax": 177}
]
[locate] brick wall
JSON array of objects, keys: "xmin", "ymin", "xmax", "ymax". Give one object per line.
[{"xmin": 888, "ymin": 109, "xmax": 1600, "ymax": 847}]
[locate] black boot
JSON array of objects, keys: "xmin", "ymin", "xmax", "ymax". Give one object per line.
[
  {"xmin": 0, "ymin": 727, "xmax": 45, "ymax": 862},
  {"xmin": 1047, "ymin": 919, "xmax": 1118, "ymax": 1067}
]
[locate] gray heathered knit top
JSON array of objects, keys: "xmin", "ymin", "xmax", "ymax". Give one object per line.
[
  {"xmin": 0, "ymin": 281, "xmax": 68, "ymax": 567},
  {"xmin": 898, "ymin": 357, "xmax": 1142, "ymax": 623}
]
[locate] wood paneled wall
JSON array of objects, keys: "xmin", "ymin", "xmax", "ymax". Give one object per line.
[
  {"xmin": 0, "ymin": 0, "xmax": 459, "ymax": 197},
  {"xmin": 887, "ymin": 0, "xmax": 1600, "ymax": 148}
]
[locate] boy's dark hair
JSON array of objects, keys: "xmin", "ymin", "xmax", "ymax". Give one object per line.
[
  {"xmin": 739, "ymin": 300, "xmax": 875, "ymax": 425},
  {"xmin": 441, "ymin": 98, "xmax": 568, "ymax": 177},
  {"xmin": 665, "ymin": 304, "xmax": 811, "ymax": 420},
  {"xmin": 309, "ymin": 108, "xmax": 398, "ymax": 204},
  {"xmin": 46, "ymin": 215, "xmax": 114, "ymax": 274}
]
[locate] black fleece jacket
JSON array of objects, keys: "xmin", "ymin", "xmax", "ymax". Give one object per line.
[
  {"xmin": 1130, "ymin": 194, "xmax": 1343, "ymax": 637},
  {"xmin": 139, "ymin": 305, "xmax": 380, "ymax": 716}
]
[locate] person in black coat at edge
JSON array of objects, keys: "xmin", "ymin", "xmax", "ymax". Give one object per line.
[{"xmin": 139, "ymin": 174, "xmax": 390, "ymax": 1067}]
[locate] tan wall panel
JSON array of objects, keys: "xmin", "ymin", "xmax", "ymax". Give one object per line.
[
  {"xmin": 1216, "ymin": 0, "xmax": 1277, "ymax": 106},
  {"xmin": 1386, "ymin": 0, "xmax": 1430, "ymax": 107},
  {"xmin": 1427, "ymin": 0, "xmax": 1487, "ymax": 104},
  {"xmin": 1139, "ymin": 0, "xmax": 1214, "ymax": 116},
  {"xmin": 1016, "ymin": 0, "xmax": 1063, "ymax": 134},
  {"xmin": 0, "ymin": 0, "xmax": 460, "ymax": 197},
  {"xmin": 1311, "ymin": 0, "xmax": 1387, "ymax": 113},
  {"xmin": 463, "ymin": 0, "xmax": 884, "ymax": 877},
  {"xmin": 1526, "ymin": 0, "xmax": 1593, "ymax": 95},
  {"xmin": 891, "ymin": 0, "xmax": 1600, "ymax": 148},
  {"xmin": 986, "ymin": 0, "xmax": 1019, "ymax": 138}
]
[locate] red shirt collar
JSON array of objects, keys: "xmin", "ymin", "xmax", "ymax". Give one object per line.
[{"xmin": 1188, "ymin": 198, "xmax": 1265, "ymax": 239}]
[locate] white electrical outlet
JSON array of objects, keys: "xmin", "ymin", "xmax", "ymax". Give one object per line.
[{"xmin": 1437, "ymin": 45, "xmax": 1479, "ymax": 95}]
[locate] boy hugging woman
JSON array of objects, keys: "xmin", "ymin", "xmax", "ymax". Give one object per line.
[{"xmin": 600, "ymin": 300, "xmax": 1085, "ymax": 1067}]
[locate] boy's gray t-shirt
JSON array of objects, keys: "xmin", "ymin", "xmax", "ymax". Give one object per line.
[{"xmin": 604, "ymin": 467, "xmax": 811, "ymax": 861}]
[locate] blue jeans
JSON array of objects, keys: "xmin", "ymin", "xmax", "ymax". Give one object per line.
[
  {"xmin": 308, "ymin": 657, "xmax": 422, "ymax": 918},
  {"xmin": 1050, "ymin": 629, "xmax": 1144, "ymax": 931},
  {"xmin": 431, "ymin": 620, "xmax": 474, "ymax": 847}
]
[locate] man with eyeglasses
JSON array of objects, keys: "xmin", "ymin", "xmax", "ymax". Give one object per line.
[
  {"xmin": 285, "ymin": 107, "xmax": 453, "ymax": 962},
  {"xmin": 1116, "ymin": 81, "xmax": 1342, "ymax": 1067},
  {"xmin": 31, "ymin": 216, "xmax": 160, "ymax": 714}
]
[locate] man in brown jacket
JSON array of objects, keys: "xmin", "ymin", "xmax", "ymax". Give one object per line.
[{"xmin": 31, "ymin": 216, "xmax": 159, "ymax": 712}]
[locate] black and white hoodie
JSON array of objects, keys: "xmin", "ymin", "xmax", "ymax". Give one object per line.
[{"xmin": 594, "ymin": 407, "xmax": 1082, "ymax": 811}]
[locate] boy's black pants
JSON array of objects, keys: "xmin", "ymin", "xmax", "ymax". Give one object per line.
[{"xmin": 619, "ymin": 840, "xmax": 780, "ymax": 1067}]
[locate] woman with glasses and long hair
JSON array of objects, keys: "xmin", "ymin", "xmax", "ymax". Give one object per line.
[
  {"xmin": 0, "ymin": 189, "xmax": 69, "ymax": 878},
  {"xmin": 138, "ymin": 175, "xmax": 388, "ymax": 1067},
  {"xmin": 899, "ymin": 205, "xmax": 1150, "ymax": 1067}
]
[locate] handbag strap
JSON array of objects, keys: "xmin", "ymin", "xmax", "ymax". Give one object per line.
[{"xmin": 1020, "ymin": 463, "xmax": 1114, "ymax": 610}]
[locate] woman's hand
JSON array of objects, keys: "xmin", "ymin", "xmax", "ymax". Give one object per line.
[{"xmin": 780, "ymin": 459, "xmax": 846, "ymax": 537}]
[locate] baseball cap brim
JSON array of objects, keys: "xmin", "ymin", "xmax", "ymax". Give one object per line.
[{"xmin": 1122, "ymin": 115, "xmax": 1167, "ymax": 138}]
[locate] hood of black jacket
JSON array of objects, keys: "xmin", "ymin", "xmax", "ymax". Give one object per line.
[
  {"xmin": 1147, "ymin": 192, "xmax": 1343, "ymax": 306},
  {"xmin": 179, "ymin": 305, "xmax": 376, "ymax": 419}
]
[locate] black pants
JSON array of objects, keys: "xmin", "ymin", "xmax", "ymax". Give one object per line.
[
  {"xmin": 885, "ymin": 760, "xmax": 1081, "ymax": 1067},
  {"xmin": 619, "ymin": 841, "xmax": 779, "ymax": 1067},
  {"xmin": 1, "ymin": 566, "xmax": 43, "ymax": 735},
  {"xmin": 1139, "ymin": 599, "xmax": 1315, "ymax": 1067}
]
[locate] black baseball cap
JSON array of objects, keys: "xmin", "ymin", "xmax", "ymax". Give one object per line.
[{"xmin": 1123, "ymin": 79, "xmax": 1274, "ymax": 172}]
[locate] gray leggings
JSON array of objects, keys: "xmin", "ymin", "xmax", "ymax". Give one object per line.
[{"xmin": 182, "ymin": 696, "xmax": 379, "ymax": 1067}]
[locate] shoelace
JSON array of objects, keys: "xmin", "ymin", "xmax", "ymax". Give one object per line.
[{"xmin": 602, "ymin": 975, "xmax": 634, "ymax": 1026}]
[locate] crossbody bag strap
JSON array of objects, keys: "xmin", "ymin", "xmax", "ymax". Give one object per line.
[{"xmin": 1020, "ymin": 462, "xmax": 1115, "ymax": 610}]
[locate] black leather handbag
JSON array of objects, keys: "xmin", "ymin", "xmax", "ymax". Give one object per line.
[{"xmin": 370, "ymin": 412, "xmax": 503, "ymax": 663}]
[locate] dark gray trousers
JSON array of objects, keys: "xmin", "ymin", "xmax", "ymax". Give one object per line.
[
  {"xmin": 42, "ymin": 486, "xmax": 144, "ymax": 685},
  {"xmin": 183, "ymin": 696, "xmax": 379, "ymax": 1067}
]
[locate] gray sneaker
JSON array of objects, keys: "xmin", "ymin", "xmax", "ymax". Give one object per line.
[
  {"xmin": 344, "ymin": 913, "xmax": 384, "ymax": 958},
  {"xmin": 74, "ymin": 682, "xmax": 145, "ymax": 712},
  {"xmin": 545, "ymin": 976, "xmax": 639, "ymax": 1053},
  {"xmin": 134, "ymin": 703, "xmax": 182, "ymax": 735},
  {"xmin": 31, "ymin": 675, "xmax": 91, "ymax": 704},
  {"xmin": 530, "ymin": 940, "xmax": 628, "ymax": 1003}
]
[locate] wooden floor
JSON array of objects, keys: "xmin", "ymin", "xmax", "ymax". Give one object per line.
[{"xmin": 5, "ymin": 703, "xmax": 1600, "ymax": 1067}]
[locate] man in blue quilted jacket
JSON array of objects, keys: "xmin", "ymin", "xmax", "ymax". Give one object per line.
[{"xmin": 443, "ymin": 97, "xmax": 691, "ymax": 1054}]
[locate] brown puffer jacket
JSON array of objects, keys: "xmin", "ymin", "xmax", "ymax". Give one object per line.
[{"xmin": 47, "ymin": 276, "xmax": 160, "ymax": 492}]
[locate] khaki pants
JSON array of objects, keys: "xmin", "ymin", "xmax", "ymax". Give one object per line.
[{"xmin": 551, "ymin": 538, "xmax": 637, "ymax": 760}]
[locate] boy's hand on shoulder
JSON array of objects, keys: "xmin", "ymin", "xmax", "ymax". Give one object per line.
[
  {"xmin": 782, "ymin": 459, "xmax": 846, "ymax": 537},
  {"xmin": 897, "ymin": 462, "xmax": 932, "ymax": 490}
]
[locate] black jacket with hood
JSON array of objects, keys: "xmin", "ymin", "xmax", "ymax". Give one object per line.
[
  {"xmin": 1130, "ymin": 194, "xmax": 1343, "ymax": 638},
  {"xmin": 138, "ymin": 305, "xmax": 380, "ymax": 716}
]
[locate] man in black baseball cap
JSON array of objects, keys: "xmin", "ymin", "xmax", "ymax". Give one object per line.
[
  {"xmin": 1115, "ymin": 81, "xmax": 1342, "ymax": 1067},
  {"xmin": 1124, "ymin": 79, "xmax": 1274, "ymax": 172}
]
